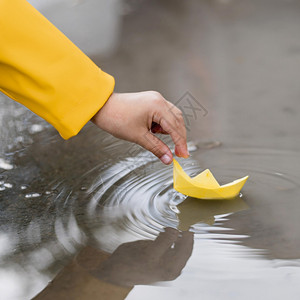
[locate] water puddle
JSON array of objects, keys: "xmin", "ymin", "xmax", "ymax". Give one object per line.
[{"xmin": 1, "ymin": 113, "xmax": 300, "ymax": 299}]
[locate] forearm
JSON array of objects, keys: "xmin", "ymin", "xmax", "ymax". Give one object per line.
[{"xmin": 0, "ymin": 0, "xmax": 114, "ymax": 139}]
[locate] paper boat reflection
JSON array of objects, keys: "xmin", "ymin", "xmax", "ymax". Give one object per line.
[{"xmin": 177, "ymin": 196, "xmax": 249, "ymax": 231}]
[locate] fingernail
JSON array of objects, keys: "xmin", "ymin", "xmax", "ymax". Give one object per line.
[
  {"xmin": 161, "ymin": 154, "xmax": 172, "ymax": 164},
  {"xmin": 182, "ymin": 150, "xmax": 190, "ymax": 158}
]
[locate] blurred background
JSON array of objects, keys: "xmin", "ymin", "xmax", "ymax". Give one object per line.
[{"xmin": 1, "ymin": 0, "xmax": 300, "ymax": 299}]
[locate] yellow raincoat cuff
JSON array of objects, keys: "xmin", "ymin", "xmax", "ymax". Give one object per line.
[{"xmin": 0, "ymin": 0, "xmax": 115, "ymax": 139}]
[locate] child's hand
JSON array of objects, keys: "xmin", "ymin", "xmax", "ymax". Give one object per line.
[{"xmin": 92, "ymin": 91, "xmax": 189, "ymax": 164}]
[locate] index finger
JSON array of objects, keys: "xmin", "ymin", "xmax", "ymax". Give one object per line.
[{"xmin": 153, "ymin": 102, "xmax": 189, "ymax": 158}]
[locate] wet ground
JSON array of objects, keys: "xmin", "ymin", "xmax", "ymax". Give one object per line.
[{"xmin": 1, "ymin": 0, "xmax": 300, "ymax": 299}]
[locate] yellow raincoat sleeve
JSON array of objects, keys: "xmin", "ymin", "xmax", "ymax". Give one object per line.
[{"xmin": 0, "ymin": 0, "xmax": 115, "ymax": 139}]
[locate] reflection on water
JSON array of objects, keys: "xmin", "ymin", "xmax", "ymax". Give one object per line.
[
  {"xmin": 33, "ymin": 228, "xmax": 193, "ymax": 299},
  {"xmin": 177, "ymin": 196, "xmax": 248, "ymax": 231},
  {"xmin": 1, "ymin": 0, "xmax": 300, "ymax": 299}
]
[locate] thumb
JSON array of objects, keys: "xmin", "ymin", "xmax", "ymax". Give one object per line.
[{"xmin": 138, "ymin": 131, "xmax": 173, "ymax": 165}]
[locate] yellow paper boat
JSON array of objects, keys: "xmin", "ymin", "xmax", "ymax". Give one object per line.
[{"xmin": 173, "ymin": 159, "xmax": 249, "ymax": 200}]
